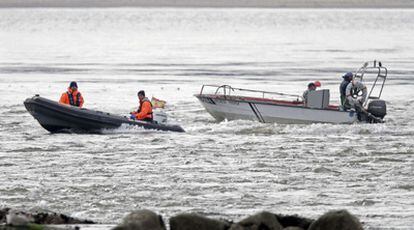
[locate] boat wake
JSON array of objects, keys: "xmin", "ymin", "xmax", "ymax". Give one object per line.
[
  {"xmin": 186, "ymin": 118, "xmax": 394, "ymax": 136},
  {"xmin": 100, "ymin": 123, "xmax": 161, "ymax": 134}
]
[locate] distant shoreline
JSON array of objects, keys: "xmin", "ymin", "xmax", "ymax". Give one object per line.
[{"xmin": 1, "ymin": 0, "xmax": 414, "ymax": 8}]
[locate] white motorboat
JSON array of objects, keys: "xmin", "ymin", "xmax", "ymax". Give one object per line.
[{"xmin": 195, "ymin": 61, "xmax": 387, "ymax": 124}]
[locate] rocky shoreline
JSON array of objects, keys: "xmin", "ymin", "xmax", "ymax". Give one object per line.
[{"xmin": 1, "ymin": 207, "xmax": 364, "ymax": 230}]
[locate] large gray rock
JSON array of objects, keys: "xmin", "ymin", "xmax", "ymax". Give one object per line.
[
  {"xmin": 113, "ymin": 210, "xmax": 166, "ymax": 230},
  {"xmin": 229, "ymin": 211, "xmax": 283, "ymax": 230},
  {"xmin": 308, "ymin": 210, "xmax": 363, "ymax": 230},
  {"xmin": 283, "ymin": 227, "xmax": 304, "ymax": 230},
  {"xmin": 0, "ymin": 208, "xmax": 10, "ymax": 224},
  {"xmin": 275, "ymin": 214, "xmax": 313, "ymax": 229},
  {"xmin": 0, "ymin": 207, "xmax": 94, "ymax": 225},
  {"xmin": 33, "ymin": 212, "xmax": 94, "ymax": 224},
  {"xmin": 6, "ymin": 209, "xmax": 34, "ymax": 226},
  {"xmin": 169, "ymin": 213, "xmax": 231, "ymax": 230}
]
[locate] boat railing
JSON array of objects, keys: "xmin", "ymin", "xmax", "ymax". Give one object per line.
[
  {"xmin": 199, "ymin": 84, "xmax": 302, "ymax": 101},
  {"xmin": 354, "ymin": 60, "xmax": 387, "ymax": 106}
]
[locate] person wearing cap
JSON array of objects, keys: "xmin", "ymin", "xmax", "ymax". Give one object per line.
[
  {"xmin": 303, "ymin": 81, "xmax": 321, "ymax": 106},
  {"xmin": 345, "ymin": 79, "xmax": 368, "ymax": 109},
  {"xmin": 130, "ymin": 90, "xmax": 153, "ymax": 122},
  {"xmin": 340, "ymin": 72, "xmax": 353, "ymax": 109},
  {"xmin": 59, "ymin": 81, "xmax": 84, "ymax": 107}
]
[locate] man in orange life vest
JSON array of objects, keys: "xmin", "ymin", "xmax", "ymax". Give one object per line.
[
  {"xmin": 59, "ymin": 81, "xmax": 84, "ymax": 107},
  {"xmin": 130, "ymin": 90, "xmax": 153, "ymax": 122}
]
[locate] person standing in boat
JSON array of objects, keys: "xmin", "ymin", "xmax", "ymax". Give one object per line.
[
  {"xmin": 130, "ymin": 90, "xmax": 153, "ymax": 122},
  {"xmin": 303, "ymin": 81, "xmax": 321, "ymax": 106},
  {"xmin": 345, "ymin": 79, "xmax": 368, "ymax": 109},
  {"xmin": 59, "ymin": 81, "xmax": 84, "ymax": 107},
  {"xmin": 340, "ymin": 72, "xmax": 353, "ymax": 110}
]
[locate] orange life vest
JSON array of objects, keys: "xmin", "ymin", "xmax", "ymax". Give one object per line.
[
  {"xmin": 136, "ymin": 97, "xmax": 153, "ymax": 121},
  {"xmin": 59, "ymin": 88, "xmax": 84, "ymax": 107}
]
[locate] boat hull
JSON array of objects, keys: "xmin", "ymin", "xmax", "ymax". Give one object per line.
[
  {"xmin": 196, "ymin": 95, "xmax": 358, "ymax": 124},
  {"xmin": 24, "ymin": 96, "xmax": 185, "ymax": 133}
]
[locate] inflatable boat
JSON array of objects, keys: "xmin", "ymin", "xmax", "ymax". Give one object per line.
[{"xmin": 24, "ymin": 95, "xmax": 185, "ymax": 133}]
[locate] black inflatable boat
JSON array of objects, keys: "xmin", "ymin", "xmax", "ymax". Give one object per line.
[{"xmin": 24, "ymin": 95, "xmax": 185, "ymax": 133}]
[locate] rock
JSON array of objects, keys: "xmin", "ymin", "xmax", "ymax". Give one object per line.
[
  {"xmin": 0, "ymin": 208, "xmax": 10, "ymax": 224},
  {"xmin": 169, "ymin": 213, "xmax": 231, "ymax": 230},
  {"xmin": 33, "ymin": 212, "xmax": 95, "ymax": 224},
  {"xmin": 229, "ymin": 211, "xmax": 283, "ymax": 230},
  {"xmin": 308, "ymin": 210, "xmax": 363, "ymax": 230},
  {"xmin": 0, "ymin": 207, "xmax": 94, "ymax": 226},
  {"xmin": 113, "ymin": 210, "xmax": 166, "ymax": 230},
  {"xmin": 6, "ymin": 209, "xmax": 34, "ymax": 226},
  {"xmin": 283, "ymin": 227, "xmax": 304, "ymax": 230},
  {"xmin": 275, "ymin": 214, "xmax": 313, "ymax": 229}
]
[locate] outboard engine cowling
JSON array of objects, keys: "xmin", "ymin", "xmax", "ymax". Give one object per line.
[
  {"xmin": 367, "ymin": 100, "xmax": 386, "ymax": 119},
  {"xmin": 153, "ymin": 110, "xmax": 168, "ymax": 124}
]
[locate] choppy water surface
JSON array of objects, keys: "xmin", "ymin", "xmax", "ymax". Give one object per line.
[{"xmin": 0, "ymin": 8, "xmax": 413, "ymax": 228}]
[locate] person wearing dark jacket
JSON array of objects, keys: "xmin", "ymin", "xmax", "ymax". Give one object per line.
[{"xmin": 340, "ymin": 72, "xmax": 353, "ymax": 110}]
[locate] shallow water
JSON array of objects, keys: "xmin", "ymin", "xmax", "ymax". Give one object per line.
[{"xmin": 0, "ymin": 8, "xmax": 413, "ymax": 228}]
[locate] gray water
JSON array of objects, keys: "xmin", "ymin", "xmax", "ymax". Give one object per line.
[{"xmin": 0, "ymin": 8, "xmax": 413, "ymax": 229}]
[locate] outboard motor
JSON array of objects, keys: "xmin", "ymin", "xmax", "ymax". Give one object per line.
[
  {"xmin": 358, "ymin": 99, "xmax": 387, "ymax": 123},
  {"xmin": 367, "ymin": 99, "xmax": 387, "ymax": 119},
  {"xmin": 153, "ymin": 110, "xmax": 168, "ymax": 124}
]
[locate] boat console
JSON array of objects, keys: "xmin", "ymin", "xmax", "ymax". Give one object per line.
[{"xmin": 307, "ymin": 89, "xmax": 330, "ymax": 109}]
